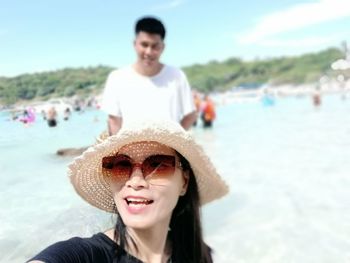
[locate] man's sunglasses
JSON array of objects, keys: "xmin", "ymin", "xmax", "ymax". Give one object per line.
[{"xmin": 102, "ymin": 154, "xmax": 179, "ymax": 182}]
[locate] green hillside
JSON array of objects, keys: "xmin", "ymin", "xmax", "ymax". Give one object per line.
[
  {"xmin": 0, "ymin": 47, "xmax": 345, "ymax": 105},
  {"xmin": 0, "ymin": 66, "xmax": 112, "ymax": 105},
  {"xmin": 183, "ymin": 47, "xmax": 344, "ymax": 92}
]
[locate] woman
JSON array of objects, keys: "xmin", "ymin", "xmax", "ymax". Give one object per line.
[{"xmin": 28, "ymin": 120, "xmax": 229, "ymax": 263}]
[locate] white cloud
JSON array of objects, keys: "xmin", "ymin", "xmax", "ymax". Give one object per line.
[
  {"xmin": 238, "ymin": 0, "xmax": 350, "ymax": 44},
  {"xmin": 259, "ymin": 35, "xmax": 337, "ymax": 48},
  {"xmin": 150, "ymin": 0, "xmax": 185, "ymax": 11}
]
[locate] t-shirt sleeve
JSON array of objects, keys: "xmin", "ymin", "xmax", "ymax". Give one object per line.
[
  {"xmin": 101, "ymin": 70, "xmax": 122, "ymax": 117},
  {"xmin": 27, "ymin": 237, "xmax": 107, "ymax": 263},
  {"xmin": 178, "ymin": 70, "xmax": 196, "ymax": 117}
]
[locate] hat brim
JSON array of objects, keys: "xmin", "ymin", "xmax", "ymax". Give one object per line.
[{"xmin": 68, "ymin": 120, "xmax": 229, "ymax": 213}]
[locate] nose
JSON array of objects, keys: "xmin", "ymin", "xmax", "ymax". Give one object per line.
[
  {"xmin": 126, "ymin": 166, "xmax": 148, "ymax": 189},
  {"xmin": 145, "ymin": 46, "xmax": 153, "ymax": 55}
]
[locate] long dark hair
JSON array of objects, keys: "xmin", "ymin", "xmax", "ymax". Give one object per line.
[{"xmin": 113, "ymin": 152, "xmax": 212, "ymax": 263}]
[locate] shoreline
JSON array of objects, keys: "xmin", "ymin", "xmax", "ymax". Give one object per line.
[
  {"xmin": 211, "ymin": 80, "xmax": 350, "ymax": 104},
  {"xmin": 2, "ymin": 80, "xmax": 350, "ymax": 111}
]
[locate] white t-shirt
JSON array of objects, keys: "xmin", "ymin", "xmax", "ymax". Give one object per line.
[{"xmin": 101, "ymin": 65, "xmax": 195, "ymax": 125}]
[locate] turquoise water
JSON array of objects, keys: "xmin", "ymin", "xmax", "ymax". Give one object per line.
[{"xmin": 1, "ymin": 95, "xmax": 350, "ymax": 262}]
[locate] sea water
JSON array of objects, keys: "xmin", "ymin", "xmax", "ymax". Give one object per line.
[{"xmin": 1, "ymin": 94, "xmax": 350, "ymax": 263}]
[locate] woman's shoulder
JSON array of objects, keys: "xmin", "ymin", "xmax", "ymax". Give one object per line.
[
  {"xmin": 28, "ymin": 232, "xmax": 145, "ymax": 263},
  {"xmin": 27, "ymin": 232, "xmax": 116, "ymax": 263}
]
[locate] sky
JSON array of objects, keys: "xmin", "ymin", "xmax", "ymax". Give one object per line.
[{"xmin": 1, "ymin": 0, "xmax": 349, "ymax": 77}]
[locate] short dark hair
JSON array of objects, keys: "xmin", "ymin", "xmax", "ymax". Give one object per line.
[{"xmin": 135, "ymin": 16, "xmax": 166, "ymax": 40}]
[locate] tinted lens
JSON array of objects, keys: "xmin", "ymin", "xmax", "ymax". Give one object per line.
[
  {"xmin": 102, "ymin": 154, "xmax": 132, "ymax": 181},
  {"xmin": 102, "ymin": 154, "xmax": 176, "ymax": 181},
  {"xmin": 142, "ymin": 155, "xmax": 176, "ymax": 177}
]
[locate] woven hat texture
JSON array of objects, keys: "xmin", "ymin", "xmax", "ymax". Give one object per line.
[{"xmin": 69, "ymin": 120, "xmax": 229, "ymax": 213}]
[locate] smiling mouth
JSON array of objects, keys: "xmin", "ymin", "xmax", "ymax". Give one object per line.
[
  {"xmin": 125, "ymin": 198, "xmax": 154, "ymax": 206},
  {"xmin": 143, "ymin": 57, "xmax": 154, "ymax": 62}
]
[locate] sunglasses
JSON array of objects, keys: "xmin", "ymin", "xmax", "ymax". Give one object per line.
[{"xmin": 102, "ymin": 154, "xmax": 179, "ymax": 182}]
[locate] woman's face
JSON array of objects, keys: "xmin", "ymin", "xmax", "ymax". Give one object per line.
[{"xmin": 107, "ymin": 142, "xmax": 188, "ymax": 230}]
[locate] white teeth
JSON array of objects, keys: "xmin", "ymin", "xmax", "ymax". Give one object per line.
[
  {"xmin": 127, "ymin": 198, "xmax": 150, "ymax": 202},
  {"xmin": 125, "ymin": 198, "xmax": 153, "ymax": 205}
]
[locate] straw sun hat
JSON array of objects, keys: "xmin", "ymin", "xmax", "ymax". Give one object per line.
[{"xmin": 69, "ymin": 120, "xmax": 229, "ymax": 213}]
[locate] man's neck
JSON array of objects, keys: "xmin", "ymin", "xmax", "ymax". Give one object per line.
[{"xmin": 133, "ymin": 62, "xmax": 163, "ymax": 77}]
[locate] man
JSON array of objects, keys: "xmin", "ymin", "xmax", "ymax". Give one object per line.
[
  {"xmin": 102, "ymin": 16, "xmax": 197, "ymax": 135},
  {"xmin": 46, "ymin": 106, "xmax": 57, "ymax": 127}
]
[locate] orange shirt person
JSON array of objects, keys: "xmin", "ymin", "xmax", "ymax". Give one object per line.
[{"xmin": 200, "ymin": 95, "xmax": 216, "ymax": 128}]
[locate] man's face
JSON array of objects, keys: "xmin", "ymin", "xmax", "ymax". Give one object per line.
[{"xmin": 134, "ymin": 31, "xmax": 165, "ymax": 68}]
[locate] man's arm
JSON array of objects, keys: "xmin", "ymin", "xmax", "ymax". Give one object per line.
[
  {"xmin": 108, "ymin": 115, "xmax": 122, "ymax": 135},
  {"xmin": 180, "ymin": 111, "xmax": 197, "ymax": 130}
]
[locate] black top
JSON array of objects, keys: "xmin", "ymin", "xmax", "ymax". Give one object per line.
[{"xmin": 28, "ymin": 232, "xmax": 144, "ymax": 263}]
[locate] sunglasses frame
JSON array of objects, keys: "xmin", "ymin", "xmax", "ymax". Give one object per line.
[{"xmin": 102, "ymin": 153, "xmax": 182, "ymax": 182}]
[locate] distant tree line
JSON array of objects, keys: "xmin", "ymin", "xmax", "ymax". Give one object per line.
[
  {"xmin": 0, "ymin": 47, "xmax": 345, "ymax": 105},
  {"xmin": 183, "ymin": 47, "xmax": 344, "ymax": 92},
  {"xmin": 0, "ymin": 66, "xmax": 112, "ymax": 105}
]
